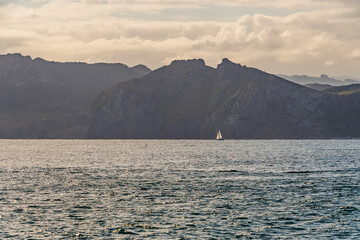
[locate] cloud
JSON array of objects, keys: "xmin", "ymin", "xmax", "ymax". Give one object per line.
[
  {"xmin": 1, "ymin": 0, "xmax": 360, "ymax": 77},
  {"xmin": 79, "ymin": 0, "xmax": 338, "ymax": 9},
  {"xmin": 325, "ymin": 60, "xmax": 335, "ymax": 66},
  {"xmin": 0, "ymin": 36, "xmax": 28, "ymax": 49},
  {"xmin": 349, "ymin": 49, "xmax": 360, "ymax": 59}
]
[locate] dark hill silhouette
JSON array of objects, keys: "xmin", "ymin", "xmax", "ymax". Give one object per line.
[
  {"xmin": 2, "ymin": 54, "xmax": 359, "ymax": 139},
  {"xmin": 88, "ymin": 59, "xmax": 360, "ymax": 139},
  {"xmin": 0, "ymin": 53, "xmax": 151, "ymax": 138}
]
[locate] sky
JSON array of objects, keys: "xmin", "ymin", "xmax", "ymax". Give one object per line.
[{"xmin": 1, "ymin": 0, "xmax": 360, "ymax": 78}]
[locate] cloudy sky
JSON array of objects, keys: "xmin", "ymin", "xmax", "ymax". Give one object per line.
[{"xmin": 1, "ymin": 0, "xmax": 360, "ymax": 78}]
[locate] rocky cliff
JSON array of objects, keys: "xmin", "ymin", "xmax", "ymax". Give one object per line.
[{"xmin": 88, "ymin": 59, "xmax": 360, "ymax": 139}]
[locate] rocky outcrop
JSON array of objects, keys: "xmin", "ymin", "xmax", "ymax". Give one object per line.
[{"xmin": 88, "ymin": 58, "xmax": 360, "ymax": 139}]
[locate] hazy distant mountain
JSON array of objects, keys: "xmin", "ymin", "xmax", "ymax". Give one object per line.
[
  {"xmin": 334, "ymin": 75, "xmax": 360, "ymax": 82},
  {"xmin": 304, "ymin": 83, "xmax": 334, "ymax": 91},
  {"xmin": 0, "ymin": 53, "xmax": 151, "ymax": 138},
  {"xmin": 88, "ymin": 58, "xmax": 360, "ymax": 139},
  {"xmin": 278, "ymin": 74, "xmax": 360, "ymax": 86},
  {"xmin": 324, "ymin": 84, "xmax": 360, "ymax": 95}
]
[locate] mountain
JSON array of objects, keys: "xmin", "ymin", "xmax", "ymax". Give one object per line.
[
  {"xmin": 321, "ymin": 84, "xmax": 360, "ymax": 137},
  {"xmin": 89, "ymin": 59, "xmax": 215, "ymax": 139},
  {"xmin": 88, "ymin": 58, "xmax": 360, "ymax": 139},
  {"xmin": 334, "ymin": 75, "xmax": 360, "ymax": 82},
  {"xmin": 304, "ymin": 83, "xmax": 334, "ymax": 91},
  {"xmin": 324, "ymin": 84, "xmax": 360, "ymax": 95},
  {"xmin": 0, "ymin": 53, "xmax": 151, "ymax": 138},
  {"xmin": 279, "ymin": 74, "xmax": 360, "ymax": 86},
  {"xmin": 131, "ymin": 64, "xmax": 152, "ymax": 76}
]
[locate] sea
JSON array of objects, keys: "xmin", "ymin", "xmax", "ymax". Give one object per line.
[{"xmin": 0, "ymin": 140, "xmax": 359, "ymax": 239}]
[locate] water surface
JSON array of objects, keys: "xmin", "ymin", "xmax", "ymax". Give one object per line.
[{"xmin": 0, "ymin": 140, "xmax": 359, "ymax": 239}]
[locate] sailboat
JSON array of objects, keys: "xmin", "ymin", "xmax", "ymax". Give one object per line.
[{"xmin": 216, "ymin": 130, "xmax": 224, "ymax": 140}]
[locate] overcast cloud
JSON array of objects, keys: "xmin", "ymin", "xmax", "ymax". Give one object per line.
[{"xmin": 1, "ymin": 0, "xmax": 359, "ymax": 77}]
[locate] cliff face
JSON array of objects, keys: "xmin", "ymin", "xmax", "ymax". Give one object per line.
[
  {"xmin": 89, "ymin": 59, "xmax": 216, "ymax": 138},
  {"xmin": 0, "ymin": 53, "xmax": 151, "ymax": 138},
  {"xmin": 206, "ymin": 59, "xmax": 334, "ymax": 138},
  {"xmin": 88, "ymin": 58, "xmax": 359, "ymax": 139}
]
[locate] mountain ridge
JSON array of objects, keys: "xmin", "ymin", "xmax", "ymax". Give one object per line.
[
  {"xmin": 0, "ymin": 53, "xmax": 151, "ymax": 138},
  {"xmin": 1, "ymin": 53, "xmax": 359, "ymax": 139},
  {"xmin": 279, "ymin": 74, "xmax": 360, "ymax": 86},
  {"xmin": 88, "ymin": 58, "xmax": 359, "ymax": 139}
]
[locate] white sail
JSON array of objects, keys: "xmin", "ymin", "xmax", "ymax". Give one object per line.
[{"xmin": 216, "ymin": 130, "xmax": 223, "ymax": 140}]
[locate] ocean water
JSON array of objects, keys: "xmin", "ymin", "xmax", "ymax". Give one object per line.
[{"xmin": 0, "ymin": 140, "xmax": 359, "ymax": 239}]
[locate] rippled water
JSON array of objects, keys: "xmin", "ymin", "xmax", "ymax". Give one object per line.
[{"xmin": 0, "ymin": 140, "xmax": 359, "ymax": 239}]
